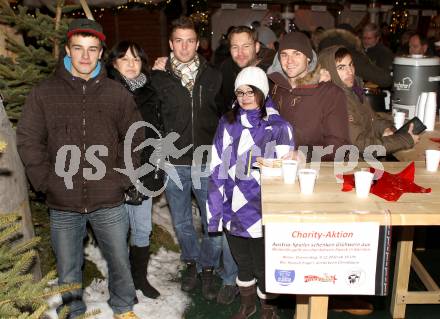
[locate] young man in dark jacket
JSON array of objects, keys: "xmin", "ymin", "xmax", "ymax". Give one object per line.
[
  {"xmin": 16, "ymin": 19, "xmax": 142, "ymax": 319},
  {"xmin": 150, "ymin": 17, "xmax": 224, "ymax": 301},
  {"xmin": 219, "ymin": 26, "xmax": 274, "ymax": 111},
  {"xmin": 268, "ymin": 31, "xmax": 351, "ymax": 162}
]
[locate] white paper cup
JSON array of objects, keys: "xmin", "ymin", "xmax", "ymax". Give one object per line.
[
  {"xmin": 417, "ymin": 92, "xmax": 428, "ymax": 121},
  {"xmin": 394, "ymin": 111, "xmax": 405, "ymax": 130},
  {"xmin": 354, "ymin": 171, "xmax": 374, "ymax": 198},
  {"xmin": 282, "ymin": 160, "xmax": 298, "ymax": 184},
  {"xmin": 298, "ymin": 169, "xmax": 317, "ymax": 195},
  {"xmin": 275, "ymin": 145, "xmax": 291, "ymax": 159},
  {"xmin": 425, "ymin": 150, "xmax": 440, "ymax": 172},
  {"xmin": 424, "ymin": 92, "xmax": 437, "ymax": 131}
]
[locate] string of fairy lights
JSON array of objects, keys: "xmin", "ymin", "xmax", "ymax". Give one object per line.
[
  {"xmin": 11, "ymin": 0, "xmax": 208, "ymax": 23},
  {"xmin": 389, "ymin": 1, "xmax": 409, "ymax": 33},
  {"xmin": 8, "ymin": 0, "xmax": 437, "ymax": 36}
]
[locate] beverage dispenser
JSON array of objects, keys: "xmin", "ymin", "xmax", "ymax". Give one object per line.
[{"xmin": 392, "ymin": 55, "xmax": 440, "ymax": 118}]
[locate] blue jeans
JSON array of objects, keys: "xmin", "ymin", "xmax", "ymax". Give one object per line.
[
  {"xmin": 165, "ymin": 165, "xmax": 237, "ymax": 283},
  {"xmin": 219, "ymin": 233, "xmax": 238, "ymax": 285},
  {"xmin": 126, "ymin": 197, "xmax": 153, "ymax": 247},
  {"xmin": 50, "ymin": 204, "xmax": 136, "ymax": 318}
]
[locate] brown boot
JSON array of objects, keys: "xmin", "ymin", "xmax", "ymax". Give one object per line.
[
  {"xmin": 257, "ymin": 288, "xmax": 279, "ymax": 319},
  {"xmin": 230, "ymin": 282, "xmax": 257, "ymax": 319},
  {"xmin": 260, "ymin": 298, "xmax": 279, "ymax": 319}
]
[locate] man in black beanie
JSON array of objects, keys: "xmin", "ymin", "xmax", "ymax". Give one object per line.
[{"xmin": 267, "ymin": 31, "xmax": 351, "ymax": 162}]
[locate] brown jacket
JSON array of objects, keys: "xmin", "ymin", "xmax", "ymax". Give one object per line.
[
  {"xmin": 318, "ymin": 45, "xmax": 413, "ymax": 156},
  {"xmin": 268, "ymin": 63, "xmax": 350, "ymax": 161},
  {"xmin": 17, "ymin": 62, "xmax": 142, "ymax": 213}
]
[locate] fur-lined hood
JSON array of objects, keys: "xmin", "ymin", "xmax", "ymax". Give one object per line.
[
  {"xmin": 267, "ymin": 50, "xmax": 321, "ymax": 88},
  {"xmin": 317, "ymin": 28, "xmax": 363, "ymax": 52},
  {"xmin": 317, "ymin": 45, "xmax": 347, "ymax": 89}
]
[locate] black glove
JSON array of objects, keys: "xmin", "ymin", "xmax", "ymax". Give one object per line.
[{"xmin": 124, "ymin": 185, "xmax": 144, "ymax": 205}]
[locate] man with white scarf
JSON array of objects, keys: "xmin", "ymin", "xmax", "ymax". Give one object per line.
[{"xmin": 151, "ymin": 17, "xmax": 224, "ymax": 301}]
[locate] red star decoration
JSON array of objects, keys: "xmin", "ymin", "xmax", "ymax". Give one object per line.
[{"xmin": 340, "ymin": 162, "xmax": 431, "ymax": 201}]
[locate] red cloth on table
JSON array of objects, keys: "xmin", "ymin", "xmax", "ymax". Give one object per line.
[{"xmin": 340, "ymin": 162, "xmax": 431, "ymax": 201}]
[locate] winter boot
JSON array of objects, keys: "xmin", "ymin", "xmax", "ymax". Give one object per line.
[
  {"xmin": 258, "ymin": 288, "xmax": 279, "ymax": 319},
  {"xmin": 230, "ymin": 279, "xmax": 257, "ymax": 319},
  {"xmin": 181, "ymin": 261, "xmax": 198, "ymax": 292},
  {"xmin": 201, "ymin": 267, "xmax": 218, "ymax": 301},
  {"xmin": 129, "ymin": 246, "xmax": 160, "ymax": 299},
  {"xmin": 259, "ymin": 299, "xmax": 279, "ymax": 319},
  {"xmin": 217, "ymin": 284, "xmax": 239, "ymax": 305}
]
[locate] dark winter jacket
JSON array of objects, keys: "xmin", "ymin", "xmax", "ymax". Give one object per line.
[
  {"xmin": 150, "ymin": 54, "xmax": 223, "ymax": 165},
  {"xmin": 317, "ymin": 29, "xmax": 392, "ymax": 88},
  {"xmin": 318, "ymin": 45, "xmax": 414, "ymax": 156},
  {"xmin": 108, "ymin": 68, "xmax": 164, "ymax": 194},
  {"xmin": 17, "ymin": 60, "xmax": 143, "ymax": 213},
  {"xmin": 219, "ymin": 57, "xmax": 242, "ymax": 111},
  {"xmin": 267, "ymin": 57, "xmax": 350, "ymax": 162},
  {"xmin": 365, "ymin": 43, "xmax": 394, "ymax": 75},
  {"xmin": 207, "ymin": 98, "xmax": 294, "ymax": 238}
]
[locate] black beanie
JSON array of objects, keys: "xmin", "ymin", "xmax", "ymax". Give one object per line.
[{"xmin": 278, "ymin": 32, "xmax": 313, "ymax": 60}]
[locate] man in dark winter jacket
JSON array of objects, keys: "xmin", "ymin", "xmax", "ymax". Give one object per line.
[
  {"xmin": 150, "ymin": 17, "xmax": 226, "ymax": 302},
  {"xmin": 16, "ymin": 19, "xmax": 142, "ymax": 319},
  {"xmin": 268, "ymin": 31, "xmax": 351, "ymax": 161},
  {"xmin": 219, "ymin": 26, "xmax": 274, "ymax": 111},
  {"xmin": 362, "ymin": 23, "xmax": 394, "ymax": 75}
]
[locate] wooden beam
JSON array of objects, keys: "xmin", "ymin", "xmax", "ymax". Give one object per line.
[
  {"xmin": 411, "ymin": 253, "xmax": 440, "ymax": 291},
  {"xmin": 399, "ymin": 291, "xmax": 440, "ymax": 304},
  {"xmin": 79, "ymin": 0, "xmax": 94, "ymax": 20}
]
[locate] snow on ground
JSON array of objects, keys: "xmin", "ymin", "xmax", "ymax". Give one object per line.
[
  {"xmin": 45, "ymin": 196, "xmax": 194, "ymax": 319},
  {"xmin": 45, "ymin": 246, "xmax": 190, "ymax": 319}
]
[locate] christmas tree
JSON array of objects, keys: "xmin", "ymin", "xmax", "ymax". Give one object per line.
[
  {"xmin": 0, "ymin": 0, "xmax": 69, "ymax": 121},
  {"xmin": 0, "ymin": 211, "xmax": 100, "ymax": 318}
]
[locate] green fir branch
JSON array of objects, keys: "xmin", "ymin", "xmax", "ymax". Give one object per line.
[
  {"xmin": 0, "ymin": 214, "xmax": 85, "ymax": 318},
  {"xmin": 0, "ymin": 0, "xmax": 68, "ymax": 119}
]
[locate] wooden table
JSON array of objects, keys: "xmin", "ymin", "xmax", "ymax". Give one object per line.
[{"xmin": 261, "ymin": 162, "xmax": 440, "ymax": 319}]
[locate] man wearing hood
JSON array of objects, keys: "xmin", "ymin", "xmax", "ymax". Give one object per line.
[
  {"xmin": 318, "ymin": 45, "xmax": 419, "ymax": 157},
  {"xmin": 16, "ymin": 19, "xmax": 142, "ymax": 319},
  {"xmin": 317, "ymin": 28, "xmax": 392, "ymax": 88},
  {"xmin": 268, "ymin": 31, "xmax": 351, "ymax": 162}
]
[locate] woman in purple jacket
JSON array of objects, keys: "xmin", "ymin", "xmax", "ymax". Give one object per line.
[{"xmin": 207, "ymin": 66, "xmax": 294, "ymax": 319}]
